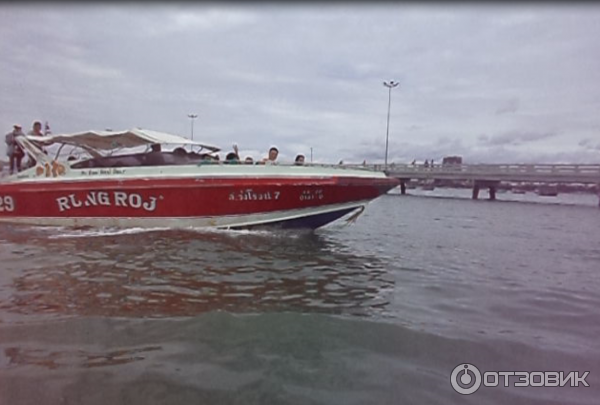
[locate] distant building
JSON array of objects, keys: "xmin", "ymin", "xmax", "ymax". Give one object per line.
[{"xmin": 442, "ymin": 156, "xmax": 463, "ymax": 165}]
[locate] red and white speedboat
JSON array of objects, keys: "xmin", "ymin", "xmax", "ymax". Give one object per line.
[{"xmin": 0, "ymin": 129, "xmax": 398, "ymax": 230}]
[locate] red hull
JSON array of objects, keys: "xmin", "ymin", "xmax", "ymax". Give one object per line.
[{"xmin": 0, "ymin": 176, "xmax": 399, "ymax": 222}]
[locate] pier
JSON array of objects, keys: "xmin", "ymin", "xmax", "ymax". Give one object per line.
[{"xmin": 344, "ymin": 163, "xmax": 600, "ymax": 204}]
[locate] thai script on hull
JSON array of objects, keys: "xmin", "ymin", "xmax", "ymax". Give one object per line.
[{"xmin": 228, "ymin": 188, "xmax": 281, "ymax": 202}]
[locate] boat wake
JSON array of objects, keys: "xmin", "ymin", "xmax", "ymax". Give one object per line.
[
  {"xmin": 44, "ymin": 225, "xmax": 310, "ymax": 240},
  {"xmin": 46, "ymin": 226, "xmax": 173, "ymax": 239}
]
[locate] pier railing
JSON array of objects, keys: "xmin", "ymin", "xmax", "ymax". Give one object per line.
[{"xmin": 333, "ymin": 163, "xmax": 600, "ymax": 184}]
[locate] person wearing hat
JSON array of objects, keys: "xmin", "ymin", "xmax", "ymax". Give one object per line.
[
  {"xmin": 5, "ymin": 124, "xmax": 25, "ymax": 175},
  {"xmin": 28, "ymin": 121, "xmax": 44, "ymax": 137},
  {"xmin": 25, "ymin": 121, "xmax": 47, "ymax": 168},
  {"xmin": 260, "ymin": 146, "xmax": 279, "ymax": 165}
]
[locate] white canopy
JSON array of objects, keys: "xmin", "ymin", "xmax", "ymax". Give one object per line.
[{"xmin": 25, "ymin": 128, "xmax": 220, "ymax": 152}]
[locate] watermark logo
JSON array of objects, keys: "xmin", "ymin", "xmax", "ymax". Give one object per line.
[
  {"xmin": 451, "ymin": 363, "xmax": 590, "ymax": 395},
  {"xmin": 451, "ymin": 363, "xmax": 482, "ymax": 395}
]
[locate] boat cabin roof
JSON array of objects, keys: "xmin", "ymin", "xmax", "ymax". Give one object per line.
[{"xmin": 24, "ymin": 128, "xmax": 220, "ymax": 153}]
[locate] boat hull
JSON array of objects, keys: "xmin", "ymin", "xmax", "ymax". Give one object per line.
[{"xmin": 0, "ymin": 169, "xmax": 398, "ymax": 230}]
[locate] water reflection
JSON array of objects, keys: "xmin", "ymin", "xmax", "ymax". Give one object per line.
[
  {"xmin": 4, "ymin": 345, "xmax": 162, "ymax": 370},
  {"xmin": 0, "ymin": 226, "xmax": 393, "ymax": 319}
]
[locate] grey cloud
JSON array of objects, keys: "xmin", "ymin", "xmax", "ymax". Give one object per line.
[
  {"xmin": 495, "ymin": 98, "xmax": 519, "ymax": 115},
  {"xmin": 478, "ymin": 130, "xmax": 558, "ymax": 147},
  {"xmin": 1, "ymin": 4, "xmax": 600, "ymax": 163},
  {"xmin": 344, "ymin": 138, "xmax": 599, "ymax": 165},
  {"xmin": 578, "ymin": 138, "xmax": 600, "ymax": 151}
]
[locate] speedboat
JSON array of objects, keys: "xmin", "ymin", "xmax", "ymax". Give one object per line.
[{"xmin": 0, "ymin": 128, "xmax": 399, "ymax": 230}]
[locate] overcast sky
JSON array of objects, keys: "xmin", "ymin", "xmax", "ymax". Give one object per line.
[{"xmin": 1, "ymin": 3, "xmax": 599, "ymax": 163}]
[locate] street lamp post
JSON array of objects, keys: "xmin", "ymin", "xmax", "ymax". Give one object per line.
[
  {"xmin": 187, "ymin": 113, "xmax": 198, "ymax": 140},
  {"xmin": 383, "ymin": 80, "xmax": 399, "ymax": 170}
]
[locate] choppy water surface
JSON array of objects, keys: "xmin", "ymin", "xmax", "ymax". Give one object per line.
[{"xmin": 1, "ymin": 193, "xmax": 599, "ymax": 404}]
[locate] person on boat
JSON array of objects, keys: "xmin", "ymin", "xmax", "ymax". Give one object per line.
[
  {"xmin": 145, "ymin": 143, "xmax": 165, "ymax": 166},
  {"xmin": 294, "ymin": 154, "xmax": 305, "ymax": 165},
  {"xmin": 260, "ymin": 146, "xmax": 278, "ymax": 165},
  {"xmin": 244, "ymin": 156, "xmax": 254, "ymax": 165},
  {"xmin": 28, "ymin": 121, "xmax": 44, "ymax": 137},
  {"xmin": 198, "ymin": 153, "xmax": 220, "ymax": 164},
  {"xmin": 223, "ymin": 143, "xmax": 240, "ymax": 164},
  {"xmin": 196, "ymin": 153, "xmax": 218, "ymax": 164},
  {"xmin": 225, "ymin": 152, "xmax": 240, "ymax": 164},
  {"xmin": 171, "ymin": 147, "xmax": 189, "ymax": 165},
  {"xmin": 25, "ymin": 121, "xmax": 47, "ymax": 168},
  {"xmin": 173, "ymin": 147, "xmax": 187, "ymax": 156},
  {"xmin": 5, "ymin": 124, "xmax": 25, "ymax": 175}
]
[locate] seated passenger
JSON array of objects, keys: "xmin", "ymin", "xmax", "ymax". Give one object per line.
[
  {"xmin": 145, "ymin": 143, "xmax": 165, "ymax": 166},
  {"xmin": 172, "ymin": 147, "xmax": 189, "ymax": 164},
  {"xmin": 225, "ymin": 152, "xmax": 240, "ymax": 164},
  {"xmin": 224, "ymin": 143, "xmax": 240, "ymax": 164},
  {"xmin": 198, "ymin": 153, "xmax": 219, "ymax": 164},
  {"xmin": 259, "ymin": 146, "xmax": 278, "ymax": 165},
  {"xmin": 244, "ymin": 156, "xmax": 254, "ymax": 165},
  {"xmin": 294, "ymin": 154, "xmax": 305, "ymax": 165}
]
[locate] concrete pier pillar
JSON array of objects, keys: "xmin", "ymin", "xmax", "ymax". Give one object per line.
[
  {"xmin": 473, "ymin": 180, "xmax": 500, "ymax": 200},
  {"xmin": 400, "ymin": 181, "xmax": 406, "ymax": 195},
  {"xmin": 472, "ymin": 184, "xmax": 480, "ymax": 199}
]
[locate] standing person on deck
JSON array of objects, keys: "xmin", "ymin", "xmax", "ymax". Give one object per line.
[
  {"xmin": 28, "ymin": 121, "xmax": 44, "ymax": 137},
  {"xmin": 26, "ymin": 121, "xmax": 47, "ymax": 167},
  {"xmin": 5, "ymin": 124, "xmax": 25, "ymax": 175}
]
